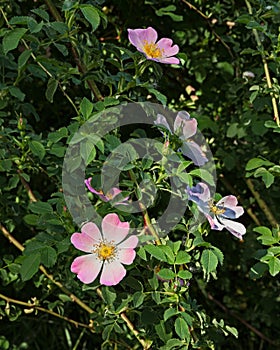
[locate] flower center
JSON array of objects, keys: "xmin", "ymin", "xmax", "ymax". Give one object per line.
[
  {"xmin": 210, "ymin": 204, "xmax": 226, "ymax": 215},
  {"xmin": 95, "ymin": 241, "xmax": 116, "ymax": 261},
  {"xmin": 143, "ymin": 41, "xmax": 164, "ymax": 59}
]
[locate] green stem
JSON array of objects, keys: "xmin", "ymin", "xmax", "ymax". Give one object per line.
[
  {"xmin": 0, "ymin": 293, "xmax": 93, "ymax": 331},
  {"xmin": 244, "ymin": 0, "xmax": 280, "ymax": 127},
  {"xmin": 44, "ymin": 0, "xmax": 103, "ymax": 101}
]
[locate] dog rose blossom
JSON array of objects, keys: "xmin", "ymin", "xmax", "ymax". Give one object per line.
[
  {"xmin": 70, "ymin": 214, "xmax": 138, "ymax": 285},
  {"xmin": 154, "ymin": 111, "xmax": 208, "ymax": 166},
  {"xmin": 128, "ymin": 27, "xmax": 179, "ymax": 64},
  {"xmin": 187, "ymin": 182, "xmax": 246, "ymax": 239}
]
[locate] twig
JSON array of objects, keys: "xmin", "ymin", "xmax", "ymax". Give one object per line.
[
  {"xmin": 0, "ymin": 7, "xmax": 78, "ymax": 114},
  {"xmin": 120, "ymin": 313, "xmax": 152, "ymax": 349},
  {"xmin": 244, "ymin": 0, "xmax": 280, "ymax": 127},
  {"xmin": 0, "ymin": 293, "xmax": 94, "ymax": 331},
  {"xmin": 207, "ymin": 292, "xmax": 276, "ymax": 346},
  {"xmin": 181, "ymin": 0, "xmax": 234, "ymax": 58},
  {"xmin": 17, "ymin": 171, "xmax": 37, "ymax": 203},
  {"xmin": 245, "ymin": 178, "xmax": 278, "ymax": 227},
  {"xmin": 0, "ymin": 223, "xmax": 95, "ymax": 314},
  {"xmin": 44, "ymin": 0, "xmax": 103, "ymax": 101}
]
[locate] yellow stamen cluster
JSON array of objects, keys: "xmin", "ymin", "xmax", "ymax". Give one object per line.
[
  {"xmin": 210, "ymin": 204, "xmax": 226, "ymax": 215},
  {"xmin": 143, "ymin": 41, "xmax": 164, "ymax": 59},
  {"xmin": 93, "ymin": 241, "xmax": 116, "ymax": 261}
]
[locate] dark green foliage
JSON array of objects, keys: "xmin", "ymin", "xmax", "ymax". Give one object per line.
[{"xmin": 0, "ymin": 0, "xmax": 279, "ymax": 349}]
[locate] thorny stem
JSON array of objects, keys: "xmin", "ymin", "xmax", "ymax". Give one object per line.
[
  {"xmin": 181, "ymin": 0, "xmax": 234, "ymax": 58},
  {"xmin": 245, "ymin": 0, "xmax": 280, "ymax": 127},
  {"xmin": 0, "ymin": 7, "xmax": 78, "ymax": 115},
  {"xmin": 17, "ymin": 170, "xmax": 37, "ymax": 203},
  {"xmin": 128, "ymin": 170, "xmax": 161, "ymax": 245},
  {"xmin": 245, "ymin": 178, "xmax": 278, "ymax": 228},
  {"xmin": 44, "ymin": 0, "xmax": 103, "ymax": 101},
  {"xmin": 0, "ymin": 293, "xmax": 94, "ymax": 331}
]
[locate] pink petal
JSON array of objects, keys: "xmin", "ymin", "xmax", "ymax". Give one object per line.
[
  {"xmin": 128, "ymin": 27, "xmax": 158, "ymax": 52},
  {"xmin": 118, "ymin": 248, "xmax": 136, "ymax": 265},
  {"xmin": 118, "ymin": 235, "xmax": 138, "ymax": 249},
  {"xmin": 218, "ymin": 196, "xmax": 244, "ymax": 218},
  {"xmin": 181, "ymin": 141, "xmax": 208, "ymax": 166},
  {"xmin": 85, "ymin": 178, "xmax": 109, "ymax": 202},
  {"xmin": 156, "ymin": 38, "xmax": 179, "ymax": 57},
  {"xmin": 154, "ymin": 57, "xmax": 180, "ymax": 64},
  {"xmin": 207, "ymin": 214, "xmax": 224, "ymax": 231},
  {"xmin": 109, "ymin": 187, "xmax": 122, "ymax": 198},
  {"xmin": 219, "ymin": 217, "xmax": 246, "ymax": 239},
  {"xmin": 100, "ymin": 261, "xmax": 126, "ymax": 286},
  {"xmin": 82, "ymin": 222, "xmax": 102, "ymax": 241},
  {"xmin": 71, "ymin": 254, "xmax": 102, "ymax": 284},
  {"xmin": 154, "ymin": 114, "xmax": 172, "ymax": 133},
  {"xmin": 71, "ymin": 232, "xmax": 95, "ymax": 253},
  {"xmin": 174, "ymin": 116, "xmax": 197, "ymax": 139},
  {"xmin": 190, "ymin": 182, "xmax": 211, "ymax": 202},
  {"xmin": 102, "ymin": 213, "xmax": 130, "ymax": 244},
  {"xmin": 71, "ymin": 223, "xmax": 102, "ymax": 252}
]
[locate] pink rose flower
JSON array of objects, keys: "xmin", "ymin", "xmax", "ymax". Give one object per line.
[
  {"xmin": 71, "ymin": 214, "xmax": 138, "ymax": 285},
  {"xmin": 128, "ymin": 27, "xmax": 180, "ymax": 64},
  {"xmin": 187, "ymin": 182, "xmax": 246, "ymax": 239}
]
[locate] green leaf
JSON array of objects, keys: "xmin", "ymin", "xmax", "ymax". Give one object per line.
[
  {"xmin": 40, "ymin": 246, "xmax": 57, "ymax": 268},
  {"xmin": 137, "ymin": 246, "xmax": 147, "ymax": 260},
  {"xmin": 29, "ymin": 140, "xmax": 46, "ymax": 161},
  {"xmin": 133, "ymin": 291, "xmax": 145, "ymax": 308},
  {"xmin": 31, "ymin": 8, "xmax": 50, "ymax": 21},
  {"xmin": 177, "ymin": 270, "xmax": 192, "ymax": 280},
  {"xmin": 3, "ymin": 28, "xmax": 27, "ymax": 55},
  {"xmin": 189, "ymin": 169, "xmax": 215, "ymax": 186},
  {"xmin": 29, "ymin": 201, "xmax": 53, "ymax": 214},
  {"xmin": 217, "ymin": 61, "xmax": 234, "ymax": 76},
  {"xmin": 81, "ymin": 5, "xmax": 100, "ymax": 31},
  {"xmin": 175, "ymin": 251, "xmax": 191, "ymax": 264},
  {"xmin": 253, "ymin": 226, "xmax": 272, "ymax": 236},
  {"xmin": 45, "ymin": 78, "xmax": 58, "ymax": 103},
  {"xmin": 254, "ymin": 167, "xmax": 274, "ymax": 188},
  {"xmin": 211, "ymin": 246, "xmax": 224, "ymax": 265},
  {"xmin": 164, "ymin": 308, "xmax": 179, "ymax": 321},
  {"xmin": 48, "ymin": 127, "xmax": 68, "ymax": 143},
  {"xmin": 175, "ymin": 317, "xmax": 190, "ymax": 340},
  {"xmin": 144, "ymin": 245, "xmax": 167, "ymax": 261},
  {"xmin": 246, "ymin": 158, "xmax": 274, "ymax": 171},
  {"xmin": 9, "ymin": 86, "xmax": 25, "ymax": 101},
  {"xmin": 23, "ymin": 214, "xmax": 39, "ymax": 225},
  {"xmin": 102, "ymin": 323, "xmax": 114, "ymax": 341},
  {"xmin": 102, "ymin": 287, "xmax": 116, "ymax": 305},
  {"xmin": 18, "ymin": 49, "xmax": 32, "ymax": 70},
  {"xmin": 20, "ymin": 253, "xmax": 40, "ymax": 281},
  {"xmin": 249, "ymin": 262, "xmax": 268, "ymax": 279},
  {"xmin": 160, "ymin": 339, "xmax": 185, "ymax": 350},
  {"xmin": 157, "ymin": 268, "xmax": 176, "ymax": 280},
  {"xmin": 155, "ymin": 320, "xmax": 172, "ymax": 342},
  {"xmin": 80, "ymin": 97, "xmax": 93, "ymax": 118},
  {"xmin": 147, "ymin": 88, "xmax": 167, "ymax": 105},
  {"xmin": 81, "ymin": 139, "xmax": 96, "ymax": 165},
  {"xmin": 201, "ymin": 249, "xmax": 218, "ymax": 275},
  {"xmin": 159, "ymin": 245, "xmax": 175, "ymax": 263},
  {"xmin": 268, "ymin": 257, "xmax": 280, "ymax": 276}
]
